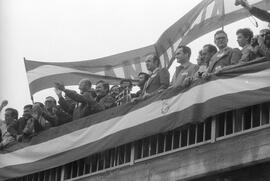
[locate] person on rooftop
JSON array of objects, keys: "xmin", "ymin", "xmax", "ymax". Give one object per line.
[
  {"xmin": 171, "ymin": 45, "xmax": 199, "ymax": 88},
  {"xmin": 55, "ymin": 79, "xmax": 102, "ymax": 120},
  {"xmin": 194, "ymin": 44, "xmax": 217, "ymax": 79},
  {"xmin": 0, "ymin": 108, "xmax": 18, "ymax": 150},
  {"xmin": 141, "ymin": 54, "xmax": 170, "ymax": 99},
  {"xmin": 133, "ymin": 72, "xmax": 150, "ymax": 98},
  {"xmin": 95, "ymin": 80, "xmax": 116, "ymax": 109},
  {"xmin": 206, "ymin": 30, "xmax": 242, "ymax": 74},
  {"xmin": 236, "ymin": 28, "xmax": 257, "ymax": 62}
]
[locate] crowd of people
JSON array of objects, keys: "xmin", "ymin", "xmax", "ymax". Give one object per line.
[{"xmin": 1, "ymin": 0, "xmax": 270, "ymax": 150}]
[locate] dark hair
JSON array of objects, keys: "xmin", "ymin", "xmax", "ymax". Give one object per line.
[
  {"xmin": 138, "ymin": 72, "xmax": 150, "ymax": 81},
  {"xmin": 215, "ymin": 30, "xmax": 228, "ymax": 38},
  {"xmin": 23, "ymin": 104, "xmax": 33, "ymax": 110},
  {"xmin": 45, "ymin": 96, "xmax": 57, "ymax": 105},
  {"xmin": 120, "ymin": 79, "xmax": 132, "ymax": 86},
  {"xmin": 96, "ymin": 80, "xmax": 110, "ymax": 94},
  {"xmin": 110, "ymin": 85, "xmax": 119, "ymax": 91},
  {"xmin": 5, "ymin": 108, "xmax": 18, "ymax": 119},
  {"xmin": 203, "ymin": 44, "xmax": 217, "ymax": 54},
  {"xmin": 236, "ymin": 28, "xmax": 254, "ymax": 43},
  {"xmin": 80, "ymin": 79, "xmax": 92, "ymax": 88},
  {"xmin": 34, "ymin": 102, "xmax": 45, "ymax": 109},
  {"xmin": 177, "ymin": 45, "xmax": 192, "ymax": 58}
]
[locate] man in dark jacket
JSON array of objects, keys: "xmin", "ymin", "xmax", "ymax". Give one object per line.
[
  {"xmin": 55, "ymin": 79, "xmax": 102, "ymax": 120},
  {"xmin": 95, "ymin": 80, "xmax": 116, "ymax": 109}
]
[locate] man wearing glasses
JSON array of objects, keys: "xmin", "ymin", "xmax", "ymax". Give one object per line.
[{"xmin": 207, "ymin": 30, "xmax": 242, "ymax": 73}]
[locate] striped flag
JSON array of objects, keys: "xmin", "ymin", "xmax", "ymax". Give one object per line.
[
  {"xmin": 24, "ymin": 0, "xmax": 270, "ymax": 96},
  {"xmin": 3, "ymin": 58, "xmax": 270, "ymax": 180}
]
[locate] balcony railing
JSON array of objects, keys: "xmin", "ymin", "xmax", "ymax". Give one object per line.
[{"xmin": 8, "ymin": 102, "xmax": 270, "ymax": 181}]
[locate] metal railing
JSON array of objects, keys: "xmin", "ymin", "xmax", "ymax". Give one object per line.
[{"xmin": 8, "ymin": 102, "xmax": 270, "ymax": 181}]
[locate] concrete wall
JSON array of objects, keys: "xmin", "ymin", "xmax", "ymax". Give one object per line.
[{"xmin": 73, "ymin": 127, "xmax": 270, "ymax": 181}]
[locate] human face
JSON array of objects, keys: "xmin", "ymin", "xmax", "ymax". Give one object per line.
[
  {"xmin": 5, "ymin": 110, "xmax": 15, "ymax": 125},
  {"xmin": 145, "ymin": 55, "xmax": 157, "ymax": 72},
  {"xmin": 175, "ymin": 47, "xmax": 188, "ymax": 64},
  {"xmin": 110, "ymin": 86, "xmax": 120, "ymax": 98},
  {"xmin": 95, "ymin": 83, "xmax": 107, "ymax": 97},
  {"xmin": 214, "ymin": 32, "xmax": 228, "ymax": 50},
  {"xmin": 23, "ymin": 106, "xmax": 32, "ymax": 118},
  {"xmin": 138, "ymin": 74, "xmax": 147, "ymax": 87},
  {"xmin": 201, "ymin": 46, "xmax": 213, "ymax": 65},
  {"xmin": 78, "ymin": 80, "xmax": 90, "ymax": 94},
  {"xmin": 237, "ymin": 33, "xmax": 249, "ymax": 48},
  {"xmin": 45, "ymin": 100, "xmax": 55, "ymax": 110}
]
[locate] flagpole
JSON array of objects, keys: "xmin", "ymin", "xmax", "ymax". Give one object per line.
[
  {"xmin": 24, "ymin": 57, "xmax": 35, "ymax": 104},
  {"xmin": 221, "ymin": 0, "xmax": 225, "ymax": 30}
]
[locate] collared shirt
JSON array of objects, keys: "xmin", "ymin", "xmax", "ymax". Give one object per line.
[{"xmin": 171, "ymin": 62, "xmax": 198, "ymax": 88}]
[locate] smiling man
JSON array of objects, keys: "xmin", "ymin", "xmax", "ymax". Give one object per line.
[{"xmin": 207, "ymin": 30, "xmax": 242, "ymax": 73}]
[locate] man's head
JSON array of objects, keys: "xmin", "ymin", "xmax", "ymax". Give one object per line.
[
  {"xmin": 175, "ymin": 45, "xmax": 191, "ymax": 64},
  {"xmin": 44, "ymin": 96, "xmax": 56, "ymax": 110},
  {"xmin": 214, "ymin": 30, "xmax": 228, "ymax": 50},
  {"xmin": 202, "ymin": 44, "xmax": 218, "ymax": 65},
  {"xmin": 5, "ymin": 108, "xmax": 18, "ymax": 125},
  {"xmin": 236, "ymin": 28, "xmax": 253, "ymax": 47},
  {"xmin": 23, "ymin": 104, "xmax": 32, "ymax": 118},
  {"xmin": 138, "ymin": 72, "xmax": 150, "ymax": 87},
  {"xmin": 78, "ymin": 79, "xmax": 92, "ymax": 94},
  {"xmin": 145, "ymin": 54, "xmax": 160, "ymax": 72},
  {"xmin": 259, "ymin": 29, "xmax": 270, "ymax": 47},
  {"xmin": 95, "ymin": 80, "xmax": 110, "ymax": 98},
  {"xmin": 110, "ymin": 85, "xmax": 120, "ymax": 98},
  {"xmin": 120, "ymin": 79, "xmax": 133, "ymax": 91}
]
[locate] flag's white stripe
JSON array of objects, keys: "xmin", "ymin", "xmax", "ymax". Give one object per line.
[
  {"xmin": 27, "ymin": 65, "xmax": 106, "ymax": 83},
  {"xmin": 1, "ymin": 68, "xmax": 270, "ymax": 168}
]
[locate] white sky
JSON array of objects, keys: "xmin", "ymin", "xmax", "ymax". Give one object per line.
[{"xmin": 0, "ymin": 0, "xmax": 268, "ymax": 116}]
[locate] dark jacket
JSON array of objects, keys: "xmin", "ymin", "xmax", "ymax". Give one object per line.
[
  {"xmin": 142, "ymin": 68, "xmax": 170, "ymax": 95},
  {"xmin": 207, "ymin": 47, "xmax": 242, "ymax": 73},
  {"xmin": 64, "ymin": 89, "xmax": 103, "ymax": 120},
  {"xmin": 96, "ymin": 94, "xmax": 116, "ymax": 110}
]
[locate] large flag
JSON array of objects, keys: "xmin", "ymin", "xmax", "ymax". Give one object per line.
[
  {"xmin": 24, "ymin": 45, "xmax": 155, "ymax": 96},
  {"xmin": 24, "ymin": 0, "xmax": 270, "ymax": 96},
  {"xmin": 3, "ymin": 58, "xmax": 270, "ymax": 180}
]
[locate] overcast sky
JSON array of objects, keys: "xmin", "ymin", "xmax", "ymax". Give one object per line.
[{"xmin": 0, "ymin": 0, "xmax": 268, "ymax": 116}]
